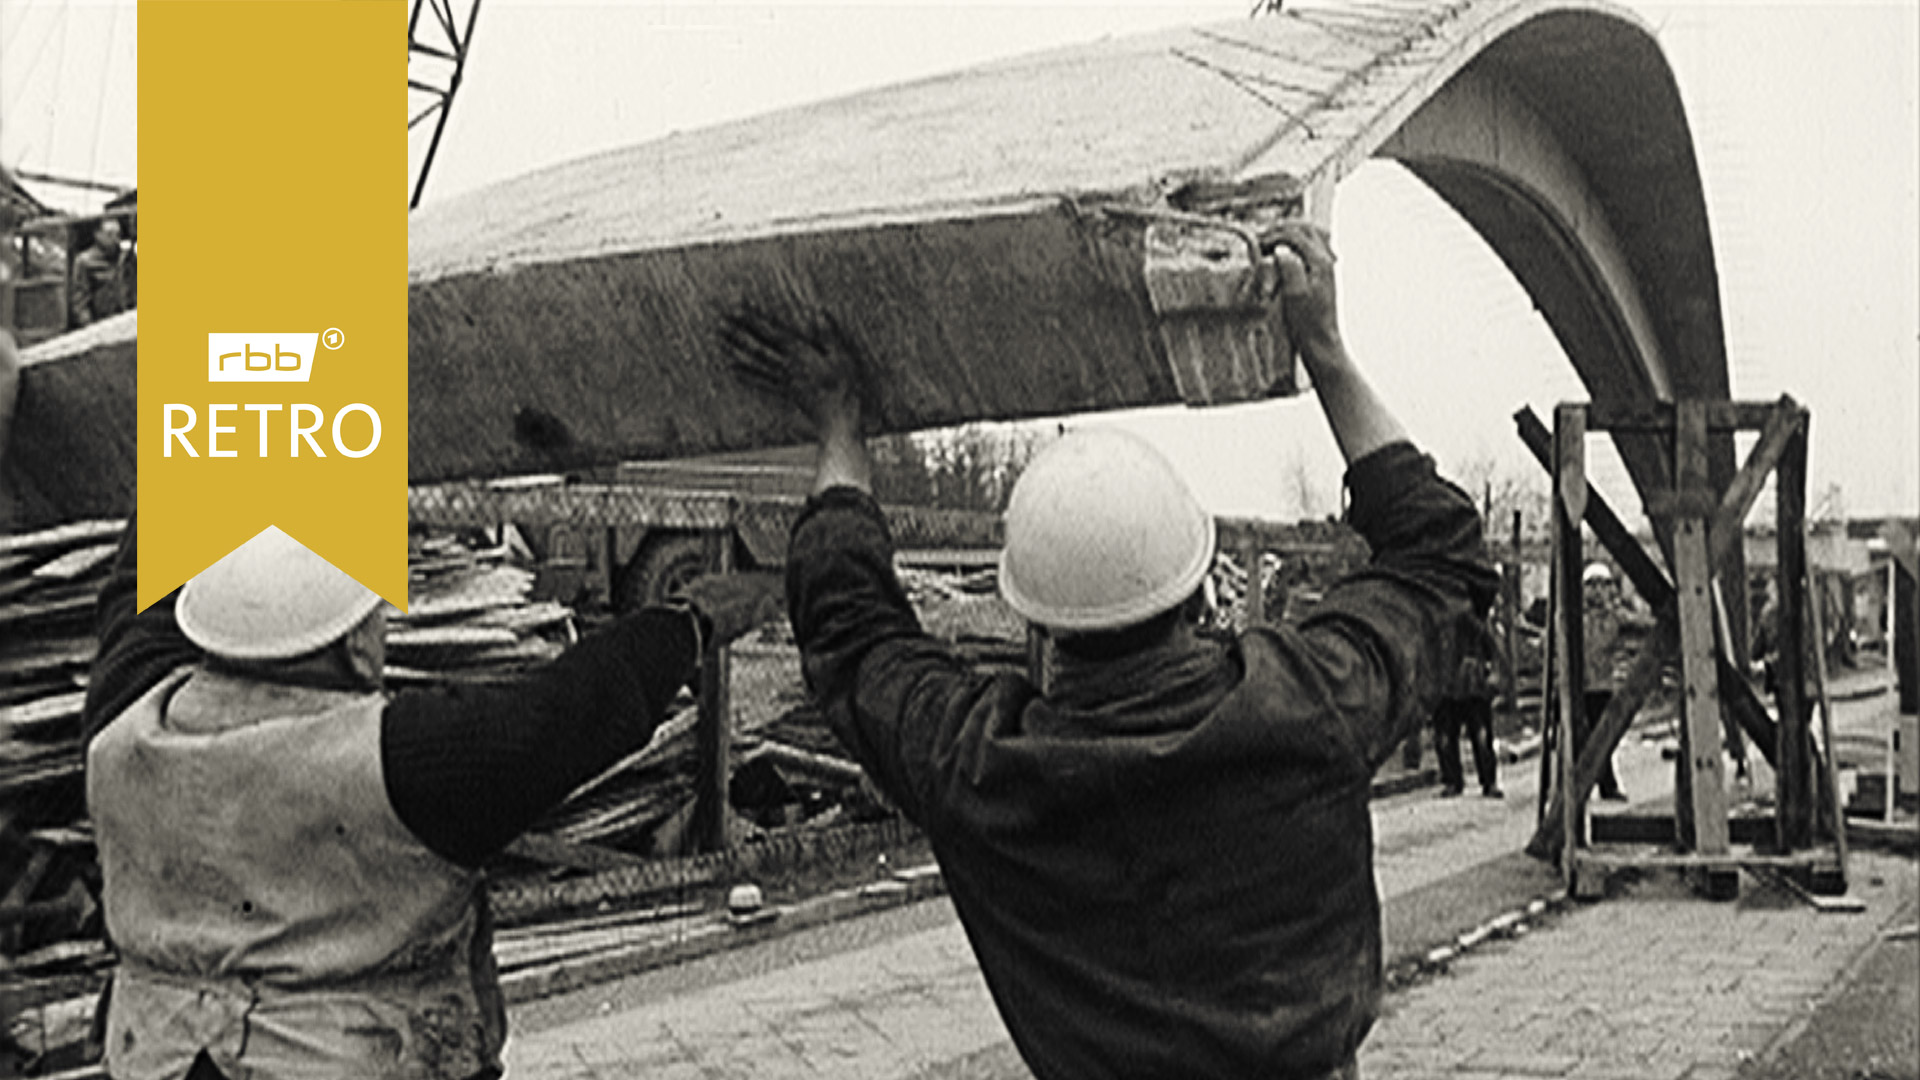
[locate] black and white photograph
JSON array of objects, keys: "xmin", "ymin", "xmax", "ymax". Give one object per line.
[{"xmin": 3, "ymin": 1, "xmax": 1917, "ymax": 1077}]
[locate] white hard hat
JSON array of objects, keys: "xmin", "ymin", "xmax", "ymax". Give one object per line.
[
  {"xmin": 999, "ymin": 428, "xmax": 1215, "ymax": 632},
  {"xmin": 1582, "ymin": 562, "xmax": 1614, "ymax": 584},
  {"xmin": 177, "ymin": 526, "xmax": 383, "ymax": 661}
]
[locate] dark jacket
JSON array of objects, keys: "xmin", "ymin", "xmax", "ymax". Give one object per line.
[{"xmin": 785, "ymin": 441, "xmax": 1497, "ymax": 1079}]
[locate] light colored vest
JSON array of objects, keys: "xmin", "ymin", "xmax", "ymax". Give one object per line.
[{"xmin": 86, "ymin": 667, "xmax": 505, "ymax": 1080}]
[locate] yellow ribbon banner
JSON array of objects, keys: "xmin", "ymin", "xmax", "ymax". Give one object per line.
[{"xmin": 139, "ymin": 2, "xmax": 404, "ymax": 610}]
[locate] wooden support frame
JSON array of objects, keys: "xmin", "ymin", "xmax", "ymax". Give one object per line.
[
  {"xmin": 1516, "ymin": 405, "xmax": 1833, "ymax": 860},
  {"xmin": 1519, "ymin": 397, "xmax": 1840, "ymax": 899}
]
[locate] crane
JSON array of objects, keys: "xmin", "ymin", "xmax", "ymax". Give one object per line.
[{"xmin": 407, "ymin": 0, "xmax": 481, "ymax": 210}]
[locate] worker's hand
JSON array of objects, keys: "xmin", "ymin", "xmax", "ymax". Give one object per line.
[
  {"xmin": 1262, "ymin": 222, "xmax": 1342, "ymax": 362},
  {"xmin": 722, "ymin": 305, "xmax": 867, "ymax": 439},
  {"xmin": 675, "ymin": 571, "xmax": 787, "ymax": 647}
]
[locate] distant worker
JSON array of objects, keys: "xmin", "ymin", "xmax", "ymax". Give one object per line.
[
  {"xmin": 69, "ymin": 217, "xmax": 135, "ymax": 328},
  {"xmin": 82, "ymin": 521, "xmax": 781, "ymax": 1080},
  {"xmin": 1580, "ymin": 562, "xmax": 1631, "ymax": 801},
  {"xmin": 725, "ymin": 222, "xmax": 1498, "ymax": 1079},
  {"xmin": 1434, "ymin": 610, "xmax": 1502, "ymax": 798}
]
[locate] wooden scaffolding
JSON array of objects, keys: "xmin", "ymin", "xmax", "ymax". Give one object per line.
[{"xmin": 1520, "ymin": 397, "xmax": 1847, "ymax": 901}]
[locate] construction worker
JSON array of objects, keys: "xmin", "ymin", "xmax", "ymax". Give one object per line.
[
  {"xmin": 724, "ymin": 221, "xmax": 1497, "ymax": 1079},
  {"xmin": 69, "ymin": 217, "xmax": 134, "ymax": 328},
  {"xmin": 81, "ymin": 521, "xmax": 781, "ymax": 1080},
  {"xmin": 1434, "ymin": 610, "xmax": 1502, "ymax": 798},
  {"xmin": 1580, "ymin": 561, "xmax": 1630, "ymax": 801}
]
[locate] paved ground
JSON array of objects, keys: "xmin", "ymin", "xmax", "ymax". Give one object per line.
[
  {"xmin": 1362, "ymin": 852, "xmax": 1916, "ymax": 1080},
  {"xmin": 505, "ymin": 668, "xmax": 1918, "ymax": 1080}
]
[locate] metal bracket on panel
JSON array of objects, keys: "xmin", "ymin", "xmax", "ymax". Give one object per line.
[{"xmin": 1103, "ymin": 172, "xmax": 1313, "ymax": 406}]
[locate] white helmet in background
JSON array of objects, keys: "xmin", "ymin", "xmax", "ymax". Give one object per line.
[
  {"xmin": 999, "ymin": 428, "xmax": 1215, "ymax": 632},
  {"xmin": 178, "ymin": 526, "xmax": 384, "ymax": 661},
  {"xmin": 1582, "ymin": 562, "xmax": 1615, "ymax": 585}
]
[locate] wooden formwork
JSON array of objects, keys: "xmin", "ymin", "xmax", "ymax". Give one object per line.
[{"xmin": 1521, "ymin": 398, "xmax": 1845, "ymax": 901}]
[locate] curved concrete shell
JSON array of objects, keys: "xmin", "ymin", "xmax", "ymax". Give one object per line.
[
  {"xmin": 2, "ymin": 0, "xmax": 1728, "ymax": 529},
  {"xmin": 408, "ymin": 0, "xmax": 1728, "ymax": 505}
]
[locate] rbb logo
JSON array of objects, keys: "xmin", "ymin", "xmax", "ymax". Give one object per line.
[
  {"xmin": 207, "ymin": 332, "xmax": 324, "ymax": 382},
  {"xmin": 166, "ymin": 327, "xmax": 378, "ymax": 458}
]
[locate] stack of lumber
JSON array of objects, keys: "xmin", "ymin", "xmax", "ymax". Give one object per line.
[
  {"xmin": 0, "ymin": 520, "xmax": 124, "ymax": 834},
  {"xmin": 389, "ymin": 532, "xmax": 578, "ymax": 682},
  {"xmin": 0, "ymin": 522, "xmax": 123, "ymax": 1075}
]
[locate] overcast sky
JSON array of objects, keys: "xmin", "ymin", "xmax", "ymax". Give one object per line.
[{"xmin": 4, "ymin": 0, "xmax": 1915, "ymax": 521}]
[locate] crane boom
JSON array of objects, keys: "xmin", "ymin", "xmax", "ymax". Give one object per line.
[{"xmin": 407, "ymin": 0, "xmax": 482, "ymax": 210}]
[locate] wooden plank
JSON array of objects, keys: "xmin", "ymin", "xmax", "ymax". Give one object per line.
[
  {"xmin": 0, "ymin": 691, "xmax": 87, "ymax": 734},
  {"xmin": 0, "ymin": 588, "xmax": 97, "ymax": 629},
  {"xmin": 691, "ymin": 529, "xmax": 733, "ymax": 854},
  {"xmin": 1777, "ymin": 425, "xmax": 1814, "ymax": 850},
  {"xmin": 1584, "ymin": 400, "xmax": 1779, "ymax": 433},
  {"xmin": 1673, "ymin": 401, "xmax": 1729, "ymax": 855},
  {"xmin": 741, "ymin": 739, "xmax": 865, "ymax": 788},
  {"xmin": 0, "ymin": 519, "xmax": 125, "ymax": 559},
  {"xmin": 1712, "ymin": 399, "xmax": 1803, "ymax": 540},
  {"xmin": 1575, "ymin": 849, "xmax": 1836, "ymax": 871},
  {"xmin": 1553, "ymin": 405, "xmax": 1585, "ymax": 881},
  {"xmin": 28, "ymin": 542, "xmax": 118, "ymax": 582},
  {"xmin": 1807, "ymin": 566, "xmax": 1849, "ymax": 886},
  {"xmin": 1590, "ymin": 812, "xmax": 1779, "ymax": 847},
  {"xmin": 384, "ymin": 625, "xmax": 520, "ymax": 649},
  {"xmin": 1536, "ymin": 533, "xmax": 1557, "ymax": 829},
  {"xmin": 0, "ymin": 637, "xmax": 96, "ymax": 680}
]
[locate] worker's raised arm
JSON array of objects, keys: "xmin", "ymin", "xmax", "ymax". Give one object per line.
[
  {"xmin": 722, "ymin": 306, "xmax": 874, "ymax": 497},
  {"xmin": 721, "ymin": 304, "xmax": 957, "ymax": 821},
  {"xmin": 380, "ymin": 572, "xmax": 783, "ymax": 868},
  {"xmin": 1246, "ymin": 223, "xmax": 1498, "ymax": 768},
  {"xmin": 1264, "ymin": 222, "xmax": 1410, "ymax": 465}
]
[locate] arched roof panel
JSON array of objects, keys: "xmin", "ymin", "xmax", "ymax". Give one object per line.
[{"xmin": 404, "ymin": 0, "xmax": 1731, "ymax": 500}]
